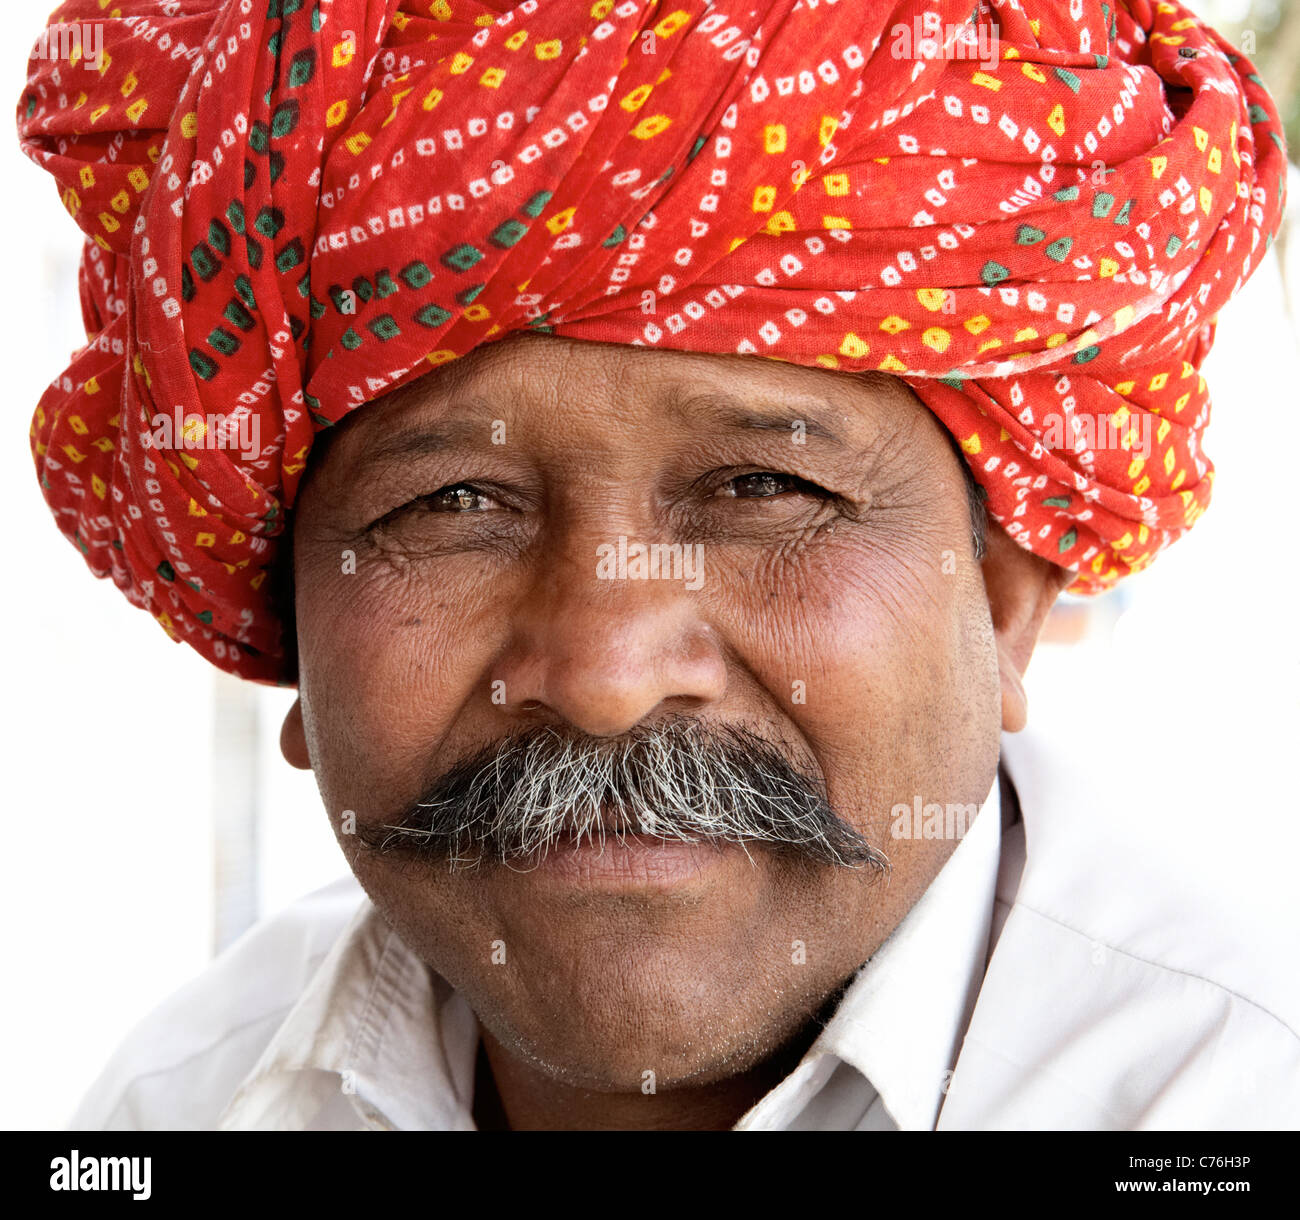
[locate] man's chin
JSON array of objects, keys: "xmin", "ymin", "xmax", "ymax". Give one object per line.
[
  {"xmin": 467, "ymin": 957, "xmax": 825, "ymax": 1096},
  {"xmin": 352, "ymin": 836, "xmax": 862, "ymax": 1096}
]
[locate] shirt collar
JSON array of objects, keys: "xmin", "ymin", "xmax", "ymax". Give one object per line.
[
  {"xmin": 733, "ymin": 771, "xmax": 1003, "ymax": 1130},
  {"xmin": 218, "ymin": 899, "xmax": 478, "ymax": 1130},
  {"xmin": 220, "ymin": 773, "xmax": 1002, "ymax": 1130}
]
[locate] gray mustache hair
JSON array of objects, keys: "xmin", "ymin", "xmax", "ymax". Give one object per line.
[{"xmin": 357, "ymin": 716, "xmax": 889, "ymax": 873}]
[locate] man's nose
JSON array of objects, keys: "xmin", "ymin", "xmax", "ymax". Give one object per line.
[{"xmin": 488, "ymin": 532, "xmax": 727, "ymax": 738}]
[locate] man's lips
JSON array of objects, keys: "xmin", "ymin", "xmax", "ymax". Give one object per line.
[{"xmin": 504, "ymin": 829, "xmax": 742, "ymax": 890}]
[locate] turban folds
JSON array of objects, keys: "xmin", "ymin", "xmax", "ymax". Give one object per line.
[{"xmin": 18, "ymin": 0, "xmax": 1287, "ymax": 682}]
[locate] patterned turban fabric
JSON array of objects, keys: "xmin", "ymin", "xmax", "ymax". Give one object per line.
[{"xmin": 18, "ymin": 0, "xmax": 1287, "ymax": 682}]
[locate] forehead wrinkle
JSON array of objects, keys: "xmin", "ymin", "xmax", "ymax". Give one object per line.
[
  {"xmin": 659, "ymin": 386, "xmax": 869, "ymax": 448},
  {"xmin": 342, "ymin": 347, "xmax": 542, "ymax": 476},
  {"xmin": 334, "ymin": 344, "xmax": 908, "ymax": 483}
]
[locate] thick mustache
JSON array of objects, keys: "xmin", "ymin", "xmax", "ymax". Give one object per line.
[{"xmin": 356, "ymin": 716, "xmax": 889, "ymax": 873}]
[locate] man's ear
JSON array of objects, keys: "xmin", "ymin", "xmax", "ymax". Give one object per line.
[
  {"xmin": 980, "ymin": 525, "xmax": 1074, "ymax": 733},
  {"xmin": 280, "ymin": 697, "xmax": 313, "ymax": 770}
]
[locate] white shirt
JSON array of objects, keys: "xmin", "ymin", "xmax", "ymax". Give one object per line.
[
  {"xmin": 69, "ymin": 727, "xmax": 1300, "ymax": 1129},
  {"xmin": 69, "ymin": 776, "xmax": 1002, "ymax": 1131}
]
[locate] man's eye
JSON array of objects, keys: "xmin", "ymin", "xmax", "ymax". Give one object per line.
[
  {"xmin": 418, "ymin": 484, "xmax": 498, "ymax": 512},
  {"xmin": 719, "ymin": 472, "xmax": 824, "ymax": 499},
  {"xmin": 370, "ymin": 483, "xmax": 501, "ymax": 530}
]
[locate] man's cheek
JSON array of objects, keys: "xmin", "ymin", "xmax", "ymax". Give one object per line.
[
  {"xmin": 295, "ymin": 568, "xmax": 482, "ymax": 795},
  {"xmin": 299, "ymin": 552, "xmax": 464, "ymax": 680},
  {"xmin": 726, "ymin": 541, "xmax": 952, "ymax": 711},
  {"xmin": 732, "ymin": 558, "xmax": 974, "ymax": 823}
]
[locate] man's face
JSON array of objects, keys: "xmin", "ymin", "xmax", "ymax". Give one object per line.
[{"xmin": 286, "ymin": 332, "xmax": 1005, "ymax": 1094}]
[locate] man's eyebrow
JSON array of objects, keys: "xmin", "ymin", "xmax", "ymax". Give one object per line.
[
  {"xmin": 663, "ymin": 389, "xmax": 849, "ymax": 445},
  {"xmin": 351, "ymin": 378, "xmax": 867, "ymax": 471},
  {"xmin": 352, "ymin": 414, "xmax": 486, "ymax": 471}
]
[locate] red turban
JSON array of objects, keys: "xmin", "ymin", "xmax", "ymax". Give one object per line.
[{"xmin": 18, "ymin": 0, "xmax": 1287, "ymax": 682}]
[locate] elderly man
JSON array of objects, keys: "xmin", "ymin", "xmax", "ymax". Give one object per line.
[{"xmin": 18, "ymin": 0, "xmax": 1296, "ymax": 1131}]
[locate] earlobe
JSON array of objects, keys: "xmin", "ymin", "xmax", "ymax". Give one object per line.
[
  {"xmin": 280, "ymin": 697, "xmax": 313, "ymax": 770},
  {"xmin": 980, "ymin": 526, "xmax": 1073, "ymax": 734},
  {"xmin": 998, "ymin": 638, "xmax": 1030, "ymax": 734}
]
